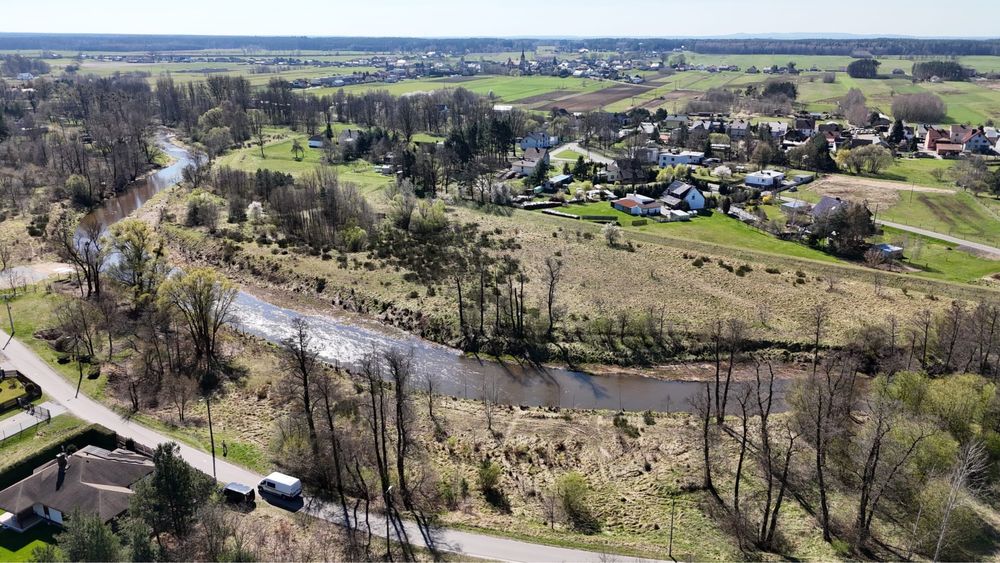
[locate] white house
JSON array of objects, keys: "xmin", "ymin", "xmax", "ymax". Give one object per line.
[
  {"xmin": 519, "ymin": 132, "xmax": 559, "ymax": 151},
  {"xmin": 612, "ymin": 193, "xmax": 662, "ymax": 216},
  {"xmin": 510, "ymin": 148, "xmax": 550, "ymax": 176},
  {"xmin": 658, "ymin": 150, "xmax": 704, "ymax": 167},
  {"xmin": 745, "ymin": 170, "xmax": 785, "ymax": 188},
  {"xmin": 660, "ymin": 180, "xmax": 705, "ymax": 211},
  {"xmin": 951, "ymin": 125, "xmax": 993, "ymax": 153},
  {"xmin": 308, "ymin": 135, "xmax": 326, "ymax": 149},
  {"xmin": 16, "ymin": 72, "xmax": 34, "ymax": 81}
]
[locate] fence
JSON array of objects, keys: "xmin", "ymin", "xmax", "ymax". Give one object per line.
[{"xmin": 0, "ymin": 405, "xmax": 52, "ymax": 442}]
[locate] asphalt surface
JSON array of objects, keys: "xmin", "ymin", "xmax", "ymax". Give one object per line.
[{"xmin": 0, "ymin": 328, "xmax": 662, "ymax": 562}]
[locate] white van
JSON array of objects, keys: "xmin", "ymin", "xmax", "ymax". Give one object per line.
[{"xmin": 258, "ymin": 472, "xmax": 303, "ymax": 500}]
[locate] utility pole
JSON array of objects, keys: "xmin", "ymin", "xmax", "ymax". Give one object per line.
[
  {"xmin": 2, "ymin": 295, "xmax": 13, "ymax": 350},
  {"xmin": 668, "ymin": 496, "xmax": 676, "ymax": 560},
  {"xmin": 74, "ymin": 338, "xmax": 83, "ymax": 399}
]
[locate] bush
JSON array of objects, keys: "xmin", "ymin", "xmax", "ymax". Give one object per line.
[
  {"xmin": 185, "ymin": 191, "xmax": 221, "ymax": 228},
  {"xmin": 613, "ymin": 413, "xmax": 640, "ymax": 438},
  {"xmin": 557, "ymin": 472, "xmax": 601, "ymax": 534},
  {"xmin": 478, "ymin": 460, "xmax": 509, "ymax": 511},
  {"xmin": 765, "ymin": 267, "xmax": 781, "ymax": 274},
  {"xmin": 642, "ymin": 410, "xmax": 656, "ymax": 425}
]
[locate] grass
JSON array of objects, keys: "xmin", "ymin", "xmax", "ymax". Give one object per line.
[
  {"xmin": 304, "ymin": 75, "xmax": 611, "ymax": 104},
  {"xmin": 877, "ymin": 158, "xmax": 957, "ymax": 188},
  {"xmin": 6, "ymin": 290, "xmax": 106, "ymax": 400},
  {"xmin": 0, "ymin": 522, "xmax": 59, "ymax": 562},
  {"xmin": 879, "ymin": 227, "xmax": 1000, "ymax": 284},
  {"xmin": 879, "ymin": 190, "xmax": 1000, "ymax": 246},
  {"xmin": 0, "ymin": 379, "xmax": 27, "ymax": 405},
  {"xmin": 216, "ymin": 129, "xmax": 394, "ymax": 193},
  {"xmin": 552, "ymin": 149, "xmax": 585, "ymax": 161},
  {"xmin": 0, "ymin": 415, "xmax": 87, "ymax": 462},
  {"xmin": 556, "ymin": 202, "xmax": 843, "ymax": 263},
  {"xmin": 132, "ymin": 412, "xmax": 271, "ymax": 475}
]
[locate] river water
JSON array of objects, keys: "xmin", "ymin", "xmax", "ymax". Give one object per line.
[{"xmin": 78, "ymin": 134, "xmax": 744, "ymax": 413}]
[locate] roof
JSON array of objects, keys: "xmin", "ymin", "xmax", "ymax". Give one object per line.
[
  {"xmin": 224, "ymin": 482, "xmax": 254, "ymax": 494},
  {"xmin": 263, "ymin": 472, "xmax": 301, "ymax": 488},
  {"xmin": 0, "ymin": 446, "xmax": 154, "ymax": 523},
  {"xmin": 614, "ymin": 198, "xmax": 638, "ymax": 208},
  {"xmin": 667, "ymin": 180, "xmax": 696, "ymax": 198},
  {"xmin": 523, "ymin": 148, "xmax": 548, "ymax": 161},
  {"xmin": 936, "ymin": 143, "xmax": 964, "ymax": 152},
  {"xmin": 782, "ymin": 200, "xmax": 810, "ymax": 209},
  {"xmin": 550, "ymin": 174, "xmax": 573, "ymax": 184},
  {"xmin": 661, "ymin": 195, "xmax": 683, "ymax": 208},
  {"xmin": 748, "ymin": 170, "xmax": 784, "ymax": 178},
  {"xmin": 812, "ymin": 196, "xmax": 845, "ymax": 217}
]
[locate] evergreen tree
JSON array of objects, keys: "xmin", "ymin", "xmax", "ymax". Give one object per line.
[
  {"xmin": 55, "ymin": 511, "xmax": 122, "ymax": 562},
  {"xmin": 130, "ymin": 442, "xmax": 214, "ymax": 539}
]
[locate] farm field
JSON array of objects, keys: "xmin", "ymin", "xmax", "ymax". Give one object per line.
[{"xmin": 305, "ymin": 75, "xmax": 613, "ymax": 104}]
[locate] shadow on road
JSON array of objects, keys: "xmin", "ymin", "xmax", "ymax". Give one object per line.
[{"xmin": 258, "ymin": 490, "xmax": 304, "ymax": 512}]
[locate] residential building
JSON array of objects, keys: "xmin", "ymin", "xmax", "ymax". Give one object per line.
[
  {"xmin": 745, "ymin": 170, "xmax": 785, "ymax": 188},
  {"xmin": 519, "ymin": 131, "xmax": 559, "ymax": 150},
  {"xmin": 950, "ymin": 125, "xmax": 992, "ymax": 153},
  {"xmin": 307, "ymin": 135, "xmax": 326, "ymax": 149},
  {"xmin": 658, "ymin": 150, "xmax": 704, "ymax": 167},
  {"xmin": 510, "ymin": 148, "xmax": 550, "ymax": 176},
  {"xmin": 0, "ymin": 446, "xmax": 154, "ymax": 531},
  {"xmin": 612, "ymin": 193, "xmax": 662, "ymax": 216},
  {"xmin": 659, "ymin": 180, "xmax": 705, "ymax": 211},
  {"xmin": 338, "ymin": 128, "xmax": 361, "ymax": 144},
  {"xmin": 760, "ymin": 121, "xmax": 789, "ymax": 140},
  {"xmin": 811, "ymin": 196, "xmax": 846, "ymax": 219},
  {"xmin": 794, "ymin": 117, "xmax": 816, "ymax": 137},
  {"xmin": 727, "ymin": 119, "xmax": 750, "ymax": 140}
]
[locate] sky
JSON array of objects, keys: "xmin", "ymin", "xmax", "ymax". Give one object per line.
[{"xmin": 2, "ymin": 0, "xmax": 999, "ymax": 38}]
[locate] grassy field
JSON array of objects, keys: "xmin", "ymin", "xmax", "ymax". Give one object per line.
[
  {"xmin": 877, "ymin": 158, "xmax": 958, "ymax": 188},
  {"xmin": 879, "ymin": 227, "xmax": 1000, "ymax": 283},
  {"xmin": 0, "ymin": 414, "xmax": 87, "ymax": 465},
  {"xmin": 304, "ymin": 75, "xmax": 611, "ymax": 103},
  {"xmin": 217, "ymin": 129, "xmax": 394, "ymax": 194}
]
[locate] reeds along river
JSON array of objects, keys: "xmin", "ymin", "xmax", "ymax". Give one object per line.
[{"xmin": 79, "ymin": 133, "xmax": 779, "ymax": 413}]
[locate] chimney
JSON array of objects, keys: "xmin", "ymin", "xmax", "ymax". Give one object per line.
[{"xmin": 56, "ymin": 452, "xmax": 68, "ymax": 471}]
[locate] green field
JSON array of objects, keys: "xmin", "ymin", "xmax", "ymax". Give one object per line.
[
  {"xmin": 879, "ymin": 227, "xmax": 1000, "ymax": 283},
  {"xmin": 877, "ymin": 158, "xmax": 958, "ymax": 188},
  {"xmin": 215, "ymin": 129, "xmax": 393, "ymax": 193},
  {"xmin": 305, "ymin": 75, "xmax": 611, "ymax": 103},
  {"xmin": 0, "ymin": 522, "xmax": 58, "ymax": 562}
]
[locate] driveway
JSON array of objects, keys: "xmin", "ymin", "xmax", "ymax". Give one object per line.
[
  {"xmin": 551, "ymin": 141, "xmax": 615, "ymax": 166},
  {"xmin": 0, "ymin": 329, "xmax": 661, "ymax": 562}
]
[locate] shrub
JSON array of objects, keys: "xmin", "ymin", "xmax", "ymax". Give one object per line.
[
  {"xmin": 557, "ymin": 472, "xmax": 601, "ymax": 534},
  {"xmin": 642, "ymin": 410, "xmax": 656, "ymax": 425},
  {"xmin": 765, "ymin": 267, "xmax": 781, "ymax": 274},
  {"xmin": 613, "ymin": 413, "xmax": 640, "ymax": 438},
  {"xmin": 735, "ymin": 264, "xmax": 752, "ymax": 277},
  {"xmin": 692, "ymin": 257, "xmax": 705, "ymax": 267}
]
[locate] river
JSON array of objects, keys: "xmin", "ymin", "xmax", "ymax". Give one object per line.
[{"xmin": 77, "ymin": 133, "xmax": 757, "ymax": 413}]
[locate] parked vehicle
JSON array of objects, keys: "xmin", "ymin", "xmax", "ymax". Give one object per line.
[
  {"xmin": 258, "ymin": 472, "xmax": 302, "ymax": 500},
  {"xmin": 223, "ymin": 482, "xmax": 256, "ymax": 504}
]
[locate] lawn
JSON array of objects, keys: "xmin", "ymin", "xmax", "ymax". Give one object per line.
[
  {"xmin": 552, "ymin": 149, "xmax": 586, "ymax": 161},
  {"xmin": 879, "ymin": 227, "xmax": 1000, "ymax": 283},
  {"xmin": 876, "ymin": 158, "xmax": 957, "ymax": 188},
  {"xmin": 554, "ymin": 202, "xmax": 842, "ymax": 263},
  {"xmin": 304, "ymin": 75, "xmax": 611, "ymax": 104},
  {"xmin": 215, "ymin": 130, "xmax": 394, "ymax": 193},
  {"xmin": 879, "ymin": 190, "xmax": 1000, "ymax": 247},
  {"xmin": 0, "ymin": 378, "xmax": 27, "ymax": 405},
  {"xmin": 7, "ymin": 292, "xmax": 106, "ymax": 400},
  {"xmin": 0, "ymin": 415, "xmax": 87, "ymax": 464},
  {"xmin": 0, "ymin": 522, "xmax": 59, "ymax": 562}
]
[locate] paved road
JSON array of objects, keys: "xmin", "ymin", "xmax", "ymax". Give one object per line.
[
  {"xmin": 874, "ymin": 219, "xmax": 1000, "ymax": 257},
  {"xmin": 779, "ymin": 195, "xmax": 1000, "ymax": 257},
  {"xmin": 550, "ymin": 141, "xmax": 615, "ymax": 166},
  {"xmin": 0, "ymin": 328, "xmax": 660, "ymax": 562}
]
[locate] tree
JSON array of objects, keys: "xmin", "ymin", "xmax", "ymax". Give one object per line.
[
  {"xmin": 281, "ymin": 317, "xmax": 321, "ymax": 457},
  {"xmin": 847, "ymin": 59, "xmax": 881, "ymax": 79},
  {"xmin": 202, "ymin": 126, "xmax": 233, "ymax": 161},
  {"xmin": 108, "ymin": 219, "xmax": 167, "ymax": 309},
  {"xmin": 602, "ymin": 223, "xmax": 622, "ymax": 248},
  {"xmin": 54, "ymin": 511, "xmax": 122, "ymax": 562},
  {"xmin": 934, "ymin": 441, "xmax": 988, "ymax": 561},
  {"xmin": 544, "ymin": 255, "xmax": 563, "ymax": 339},
  {"xmin": 157, "ymin": 268, "xmax": 237, "ymax": 377},
  {"xmin": 131, "ymin": 442, "xmax": 214, "ymax": 539},
  {"xmin": 290, "ymin": 138, "xmax": 305, "ymax": 161},
  {"xmin": 247, "ymin": 109, "xmax": 268, "ymax": 158},
  {"xmin": 119, "ymin": 517, "xmax": 159, "ymax": 562},
  {"xmin": 891, "ymin": 93, "xmax": 947, "ymax": 123}
]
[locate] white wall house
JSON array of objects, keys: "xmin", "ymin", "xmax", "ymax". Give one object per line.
[
  {"xmin": 745, "ymin": 170, "xmax": 785, "ymax": 187},
  {"xmin": 658, "ymin": 151, "xmax": 704, "ymax": 167}
]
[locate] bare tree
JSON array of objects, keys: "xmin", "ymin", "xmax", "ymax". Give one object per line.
[
  {"xmin": 281, "ymin": 317, "xmax": 321, "ymax": 457},
  {"xmin": 934, "ymin": 441, "xmax": 988, "ymax": 561},
  {"xmin": 482, "ymin": 374, "xmax": 501, "ymax": 437},
  {"xmin": 544, "ymin": 255, "xmax": 563, "ymax": 339}
]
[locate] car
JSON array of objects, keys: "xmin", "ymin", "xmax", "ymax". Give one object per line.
[
  {"xmin": 258, "ymin": 472, "xmax": 303, "ymax": 500},
  {"xmin": 222, "ymin": 482, "xmax": 256, "ymax": 504}
]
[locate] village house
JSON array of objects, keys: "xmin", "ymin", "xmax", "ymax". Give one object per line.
[
  {"xmin": 519, "ymin": 131, "xmax": 559, "ymax": 150},
  {"xmin": 338, "ymin": 128, "xmax": 362, "ymax": 144},
  {"xmin": 745, "ymin": 170, "xmax": 785, "ymax": 188},
  {"xmin": 794, "ymin": 117, "xmax": 816, "ymax": 137},
  {"xmin": 727, "ymin": 119, "xmax": 750, "ymax": 140},
  {"xmin": 811, "ymin": 196, "xmax": 846, "ymax": 219},
  {"xmin": 308, "ymin": 135, "xmax": 326, "ymax": 149},
  {"xmin": 0, "ymin": 446, "xmax": 154, "ymax": 531},
  {"xmin": 658, "ymin": 150, "xmax": 704, "ymax": 167},
  {"xmin": 760, "ymin": 121, "xmax": 789, "ymax": 140},
  {"xmin": 510, "ymin": 148, "xmax": 550, "ymax": 176},
  {"xmin": 659, "ymin": 180, "xmax": 706, "ymax": 211},
  {"xmin": 612, "ymin": 193, "xmax": 662, "ymax": 216},
  {"xmin": 950, "ymin": 125, "xmax": 993, "ymax": 153}
]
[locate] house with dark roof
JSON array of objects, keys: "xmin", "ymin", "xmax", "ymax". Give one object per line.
[
  {"xmin": 0, "ymin": 446, "xmax": 154, "ymax": 531},
  {"xmin": 338, "ymin": 129, "xmax": 362, "ymax": 144},
  {"xmin": 510, "ymin": 148, "xmax": 550, "ymax": 176},
  {"xmin": 659, "ymin": 180, "xmax": 705, "ymax": 211},
  {"xmin": 811, "ymin": 196, "xmax": 846, "ymax": 219}
]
